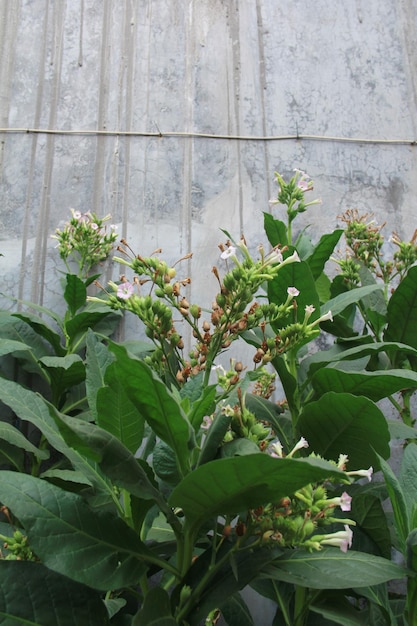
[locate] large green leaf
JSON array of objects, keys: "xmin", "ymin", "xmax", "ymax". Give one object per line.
[
  {"xmin": 385, "ymin": 265, "xmax": 417, "ymax": 350},
  {"xmin": 349, "ymin": 485, "xmax": 391, "ymax": 559},
  {"xmin": 0, "ymin": 379, "xmax": 118, "ymax": 511},
  {"xmin": 13, "ymin": 312, "xmax": 66, "ymax": 355},
  {"xmin": 108, "ymin": 342, "xmax": 195, "ymax": 477},
  {"xmin": 169, "ymin": 455, "xmax": 344, "ymax": 532},
  {"xmin": 65, "ymin": 311, "xmax": 112, "ymax": 344},
  {"xmin": 0, "ymin": 472, "xmax": 150, "ymax": 590},
  {"xmin": 39, "ymin": 354, "xmax": 86, "ymax": 396},
  {"xmin": 64, "ymin": 273, "xmax": 87, "ymax": 317},
  {"xmin": 85, "ymin": 329, "xmax": 115, "ymax": 421},
  {"xmin": 268, "ymin": 260, "xmax": 320, "ymax": 329},
  {"xmin": 219, "ymin": 593, "xmax": 254, "ymax": 626},
  {"xmin": 298, "ymin": 392, "xmax": 390, "ymax": 469},
  {"xmin": 312, "ymin": 368, "xmax": 417, "ymax": 402},
  {"xmin": 306, "ymin": 230, "xmax": 343, "ymax": 280},
  {"xmin": 133, "ymin": 588, "xmax": 176, "ymax": 626},
  {"xmin": 0, "ymin": 421, "xmax": 49, "ymax": 460},
  {"xmin": 264, "ymin": 548, "xmax": 405, "ymax": 589},
  {"xmin": 97, "ymin": 361, "xmax": 144, "ymax": 453},
  {"xmin": 50, "ymin": 410, "xmax": 161, "ymax": 502},
  {"xmin": 321, "ymin": 284, "xmax": 383, "ymax": 318},
  {"xmin": 310, "ymin": 591, "xmax": 366, "ymax": 625},
  {"xmin": 0, "ymin": 561, "xmax": 109, "ymax": 626}
]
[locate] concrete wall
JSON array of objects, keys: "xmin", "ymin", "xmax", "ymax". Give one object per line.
[{"xmin": 1, "ymin": 0, "xmax": 417, "ymax": 331}]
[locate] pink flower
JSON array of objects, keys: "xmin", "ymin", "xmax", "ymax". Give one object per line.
[
  {"xmin": 117, "ymin": 282, "xmax": 134, "ymax": 300},
  {"xmin": 327, "ymin": 492, "xmax": 352, "ymax": 512},
  {"xmin": 287, "ymin": 287, "xmax": 300, "ymax": 298},
  {"xmin": 90, "ymin": 222, "xmax": 99, "ymax": 230}
]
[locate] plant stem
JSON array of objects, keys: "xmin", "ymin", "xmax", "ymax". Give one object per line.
[{"xmin": 293, "ymin": 585, "xmax": 308, "ymax": 626}]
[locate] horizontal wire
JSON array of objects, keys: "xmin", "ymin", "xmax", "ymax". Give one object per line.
[{"xmin": 0, "ymin": 126, "xmax": 415, "ymax": 145}]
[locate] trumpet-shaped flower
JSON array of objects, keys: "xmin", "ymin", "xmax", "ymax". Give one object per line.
[
  {"xmin": 317, "ymin": 525, "xmax": 353, "ymax": 553},
  {"xmin": 287, "ymin": 287, "xmax": 300, "ymax": 298},
  {"xmin": 117, "ymin": 282, "xmax": 134, "ymax": 300},
  {"xmin": 287, "ymin": 437, "xmax": 309, "ymax": 458},
  {"xmin": 346, "ymin": 467, "xmax": 373, "ymax": 482},
  {"xmin": 327, "ymin": 491, "xmax": 352, "ymax": 512}
]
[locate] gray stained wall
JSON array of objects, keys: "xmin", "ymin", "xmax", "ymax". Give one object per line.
[{"xmin": 1, "ymin": 0, "xmax": 417, "ymax": 341}]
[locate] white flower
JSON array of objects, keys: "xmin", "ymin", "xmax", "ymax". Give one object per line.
[
  {"xmin": 287, "ymin": 437, "xmax": 309, "ymax": 458},
  {"xmin": 346, "ymin": 467, "xmax": 373, "ymax": 482},
  {"xmin": 117, "ymin": 282, "xmax": 134, "ymax": 300},
  {"xmin": 220, "ymin": 245, "xmax": 237, "ymax": 260},
  {"xmin": 270, "ymin": 440, "xmax": 283, "ymax": 458}
]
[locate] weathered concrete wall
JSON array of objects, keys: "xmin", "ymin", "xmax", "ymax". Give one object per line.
[{"xmin": 1, "ymin": 0, "xmax": 416, "ymax": 326}]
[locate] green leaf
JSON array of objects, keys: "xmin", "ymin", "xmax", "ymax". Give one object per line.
[
  {"xmin": 0, "ymin": 421, "xmax": 49, "ymax": 460},
  {"xmin": 377, "ymin": 454, "xmax": 409, "ymax": 553},
  {"xmin": 188, "ymin": 384, "xmax": 217, "ymax": 431},
  {"xmin": 321, "ymin": 284, "xmax": 383, "ymax": 318},
  {"xmin": 265, "ymin": 548, "xmax": 405, "ymax": 589},
  {"xmin": 263, "ymin": 213, "xmax": 287, "ymax": 247},
  {"xmin": 0, "ymin": 440, "xmax": 24, "ymax": 471},
  {"xmin": 399, "ymin": 444, "xmax": 417, "ymax": 523},
  {"xmin": 65, "ymin": 311, "xmax": 112, "ymax": 344},
  {"xmin": 298, "ymin": 392, "xmax": 390, "ymax": 469},
  {"xmin": 306, "ymin": 230, "xmax": 343, "ymax": 280},
  {"xmin": 197, "ymin": 411, "xmax": 231, "ymax": 466},
  {"xmin": 39, "ymin": 354, "xmax": 86, "ymax": 396},
  {"xmin": 0, "ymin": 472, "xmax": 150, "ymax": 590},
  {"xmin": 0, "ymin": 379, "xmax": 118, "ymax": 511},
  {"xmin": 50, "ymin": 410, "xmax": 161, "ymax": 502},
  {"xmin": 133, "ymin": 588, "xmax": 176, "ymax": 626},
  {"xmin": 97, "ymin": 362, "xmax": 144, "ymax": 454},
  {"xmin": 312, "ymin": 368, "xmax": 417, "ymax": 402},
  {"xmin": 108, "ymin": 342, "xmax": 195, "ymax": 477},
  {"xmin": 64, "ymin": 273, "xmax": 87, "ymax": 316},
  {"xmin": 268, "ymin": 260, "xmax": 320, "ymax": 329},
  {"xmin": 349, "ymin": 485, "xmax": 391, "ymax": 559},
  {"xmin": 0, "ymin": 561, "xmax": 110, "ymax": 625},
  {"xmin": 220, "ymin": 593, "xmax": 254, "ymax": 626},
  {"xmin": 12, "ymin": 312, "xmax": 66, "ymax": 355},
  {"xmin": 220, "ymin": 439, "xmax": 261, "ymax": 457},
  {"xmin": 310, "ymin": 591, "xmax": 367, "ymax": 625},
  {"xmin": 385, "ymin": 266, "xmax": 417, "ymax": 351},
  {"xmin": 169, "ymin": 455, "xmax": 344, "ymax": 532},
  {"xmin": 85, "ymin": 329, "xmax": 115, "ymax": 421}
]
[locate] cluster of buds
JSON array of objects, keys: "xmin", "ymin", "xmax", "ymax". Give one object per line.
[
  {"xmin": 391, "ymin": 229, "xmax": 417, "ymax": 279},
  {"xmin": 52, "ymin": 209, "xmax": 118, "ymax": 277},
  {"xmin": 221, "ymin": 389, "xmax": 271, "ymax": 448},
  {"xmin": 340, "ymin": 210, "xmax": 385, "ymax": 272},
  {"xmin": 0, "ymin": 529, "xmax": 37, "ymax": 561},
  {"xmin": 271, "ymin": 169, "xmax": 322, "ymax": 230},
  {"xmin": 231, "ymin": 445, "xmax": 373, "ymax": 553}
]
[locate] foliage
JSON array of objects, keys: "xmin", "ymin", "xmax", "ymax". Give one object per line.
[{"xmin": 1, "ymin": 171, "xmax": 417, "ymax": 625}]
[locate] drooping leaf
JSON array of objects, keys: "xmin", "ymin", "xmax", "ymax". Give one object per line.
[
  {"xmin": 108, "ymin": 342, "xmax": 195, "ymax": 477},
  {"xmin": 321, "ymin": 284, "xmax": 383, "ymax": 318},
  {"xmin": 50, "ymin": 410, "xmax": 161, "ymax": 502},
  {"xmin": 39, "ymin": 354, "xmax": 86, "ymax": 395},
  {"xmin": 12, "ymin": 312, "xmax": 66, "ymax": 356},
  {"xmin": 0, "ymin": 561, "xmax": 110, "ymax": 626},
  {"xmin": 0, "ymin": 471, "xmax": 150, "ymax": 590},
  {"xmin": 265, "ymin": 548, "xmax": 405, "ymax": 589},
  {"xmin": 197, "ymin": 411, "xmax": 231, "ymax": 466},
  {"xmin": 309, "ymin": 591, "xmax": 369, "ymax": 625},
  {"xmin": 0, "ymin": 421, "xmax": 49, "ymax": 460},
  {"xmin": 349, "ymin": 485, "xmax": 391, "ymax": 559},
  {"xmin": 0, "ymin": 379, "xmax": 118, "ymax": 511},
  {"xmin": 169, "ymin": 455, "xmax": 344, "ymax": 532},
  {"xmin": 298, "ymin": 392, "xmax": 390, "ymax": 469},
  {"xmin": 312, "ymin": 368, "xmax": 417, "ymax": 402},
  {"xmin": 65, "ymin": 311, "xmax": 112, "ymax": 344}
]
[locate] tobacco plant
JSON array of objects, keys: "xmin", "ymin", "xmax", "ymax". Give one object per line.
[{"xmin": 0, "ymin": 173, "xmax": 416, "ymax": 625}]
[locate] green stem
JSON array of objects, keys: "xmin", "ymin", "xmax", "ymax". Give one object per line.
[
  {"xmin": 272, "ymin": 580, "xmax": 292, "ymax": 626},
  {"xmin": 293, "ymin": 585, "xmax": 308, "ymax": 626}
]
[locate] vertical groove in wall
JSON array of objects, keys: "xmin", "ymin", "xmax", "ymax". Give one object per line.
[
  {"xmin": 30, "ymin": 0, "xmax": 66, "ymax": 304},
  {"xmin": 229, "ymin": 1, "xmax": 244, "ymax": 233},
  {"xmin": 142, "ymin": 0, "xmax": 153, "ymax": 242},
  {"xmin": 255, "ymin": 0, "xmax": 271, "ymax": 205},
  {"xmin": 18, "ymin": 1, "xmax": 50, "ymax": 302},
  {"xmin": 92, "ymin": 0, "xmax": 111, "ymax": 213},
  {"xmin": 78, "ymin": 0, "xmax": 84, "ymax": 67},
  {"xmin": 0, "ymin": 1, "xmax": 21, "ymax": 182}
]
